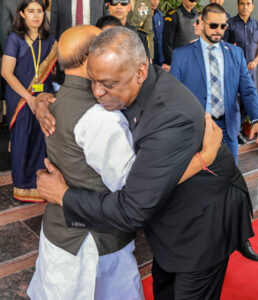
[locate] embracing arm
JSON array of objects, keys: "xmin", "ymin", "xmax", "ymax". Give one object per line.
[
  {"xmin": 35, "ymin": 93, "xmax": 56, "ymax": 136},
  {"xmin": 178, "ymin": 114, "xmax": 222, "ymax": 183}
]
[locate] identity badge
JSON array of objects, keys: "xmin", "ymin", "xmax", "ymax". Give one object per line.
[{"xmin": 32, "ymin": 84, "xmax": 44, "ymax": 92}]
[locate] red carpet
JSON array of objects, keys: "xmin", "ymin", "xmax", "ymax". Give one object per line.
[{"xmin": 142, "ymin": 219, "xmax": 258, "ymax": 300}]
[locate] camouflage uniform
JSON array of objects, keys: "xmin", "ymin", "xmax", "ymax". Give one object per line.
[{"xmin": 127, "ymin": 0, "xmax": 154, "ymax": 59}]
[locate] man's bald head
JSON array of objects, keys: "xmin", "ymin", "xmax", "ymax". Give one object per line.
[{"xmin": 58, "ymin": 25, "xmax": 101, "ymax": 71}]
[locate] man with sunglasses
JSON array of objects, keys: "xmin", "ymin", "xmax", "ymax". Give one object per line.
[
  {"xmin": 163, "ymin": 0, "xmax": 199, "ymax": 72},
  {"xmin": 105, "ymin": 0, "xmax": 150, "ymax": 57},
  {"xmin": 171, "ymin": 3, "xmax": 258, "ymax": 162},
  {"xmin": 171, "ymin": 4, "xmax": 258, "ymax": 261}
]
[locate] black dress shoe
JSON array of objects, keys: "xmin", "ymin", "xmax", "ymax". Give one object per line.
[
  {"xmin": 238, "ymin": 240, "xmax": 258, "ymax": 261},
  {"xmin": 238, "ymin": 132, "xmax": 248, "ymax": 145}
]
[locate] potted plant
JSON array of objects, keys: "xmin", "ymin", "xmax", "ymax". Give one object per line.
[{"xmin": 242, "ymin": 115, "xmax": 252, "ymax": 137}]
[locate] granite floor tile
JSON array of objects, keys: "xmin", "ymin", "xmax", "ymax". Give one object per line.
[
  {"xmin": 1, "ymin": 184, "xmax": 14, "ymax": 199},
  {"xmin": 0, "ymin": 267, "xmax": 34, "ymax": 300},
  {"xmin": 134, "ymin": 230, "xmax": 153, "ymax": 266},
  {"xmin": 0, "ymin": 185, "xmax": 30, "ymax": 213},
  {"xmin": 238, "ymin": 149, "xmax": 258, "ymax": 175},
  {"xmin": 23, "ymin": 216, "xmax": 43, "ymax": 237},
  {"xmin": 0, "ymin": 190, "xmax": 14, "ymax": 211},
  {"xmin": 0, "ymin": 222, "xmax": 39, "ymax": 263}
]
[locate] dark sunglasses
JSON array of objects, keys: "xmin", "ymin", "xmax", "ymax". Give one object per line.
[
  {"xmin": 188, "ymin": 0, "xmax": 198, "ymax": 2},
  {"xmin": 195, "ymin": 19, "xmax": 200, "ymax": 25},
  {"xmin": 205, "ymin": 22, "xmax": 228, "ymax": 30},
  {"xmin": 109, "ymin": 0, "xmax": 129, "ymax": 6}
]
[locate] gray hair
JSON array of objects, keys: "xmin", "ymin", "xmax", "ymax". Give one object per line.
[{"xmin": 89, "ymin": 27, "xmax": 148, "ymax": 71}]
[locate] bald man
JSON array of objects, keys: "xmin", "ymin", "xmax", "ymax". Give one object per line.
[{"xmin": 27, "ymin": 25, "xmax": 144, "ymax": 300}]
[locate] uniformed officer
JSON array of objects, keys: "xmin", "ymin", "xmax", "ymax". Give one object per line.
[
  {"xmin": 127, "ymin": 0, "xmax": 154, "ymax": 59},
  {"xmin": 105, "ymin": 0, "xmax": 150, "ymax": 58},
  {"xmin": 224, "ymin": 0, "xmax": 258, "ymax": 86},
  {"xmin": 163, "ymin": 0, "xmax": 199, "ymax": 69}
]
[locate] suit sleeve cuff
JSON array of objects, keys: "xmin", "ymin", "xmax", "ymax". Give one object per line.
[{"xmin": 62, "ymin": 187, "xmax": 87, "ymax": 228}]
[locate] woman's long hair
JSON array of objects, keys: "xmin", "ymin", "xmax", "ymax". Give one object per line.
[{"xmin": 11, "ymin": 0, "xmax": 50, "ymax": 40}]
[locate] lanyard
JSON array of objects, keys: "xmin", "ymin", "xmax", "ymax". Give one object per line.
[{"xmin": 29, "ymin": 37, "xmax": 41, "ymax": 83}]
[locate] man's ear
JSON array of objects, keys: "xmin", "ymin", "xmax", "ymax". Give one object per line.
[{"xmin": 137, "ymin": 62, "xmax": 148, "ymax": 84}]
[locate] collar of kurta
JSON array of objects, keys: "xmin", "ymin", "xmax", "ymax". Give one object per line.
[{"xmin": 63, "ymin": 75, "xmax": 92, "ymax": 91}]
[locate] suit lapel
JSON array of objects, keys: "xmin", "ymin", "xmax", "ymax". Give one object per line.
[
  {"xmin": 220, "ymin": 41, "xmax": 230, "ymax": 85},
  {"xmin": 193, "ymin": 40, "xmax": 207, "ymax": 88},
  {"xmin": 220, "ymin": 41, "xmax": 232, "ymax": 109}
]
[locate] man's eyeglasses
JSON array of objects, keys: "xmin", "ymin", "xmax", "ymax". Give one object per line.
[
  {"xmin": 204, "ymin": 22, "xmax": 228, "ymax": 30},
  {"xmin": 109, "ymin": 0, "xmax": 129, "ymax": 6}
]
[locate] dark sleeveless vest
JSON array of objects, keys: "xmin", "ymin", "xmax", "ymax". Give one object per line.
[
  {"xmin": 174, "ymin": 8, "xmax": 199, "ymax": 49},
  {"xmin": 43, "ymin": 75, "xmax": 135, "ymax": 255}
]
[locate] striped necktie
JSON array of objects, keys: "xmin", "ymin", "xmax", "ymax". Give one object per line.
[
  {"xmin": 76, "ymin": 0, "xmax": 83, "ymax": 25},
  {"xmin": 208, "ymin": 45, "xmax": 224, "ymax": 118}
]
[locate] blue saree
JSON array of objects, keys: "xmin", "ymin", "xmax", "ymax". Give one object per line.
[{"xmin": 4, "ymin": 32, "xmax": 57, "ymax": 202}]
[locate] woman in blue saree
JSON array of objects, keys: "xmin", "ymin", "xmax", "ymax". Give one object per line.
[{"xmin": 1, "ymin": 0, "xmax": 57, "ymax": 202}]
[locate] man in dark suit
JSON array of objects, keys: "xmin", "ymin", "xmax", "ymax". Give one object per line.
[
  {"xmin": 0, "ymin": 0, "xmax": 19, "ymax": 50},
  {"xmin": 170, "ymin": 3, "xmax": 258, "ymax": 164},
  {"xmin": 50, "ymin": 0, "xmax": 106, "ymax": 84},
  {"xmin": 50, "ymin": 0, "xmax": 106, "ymax": 40},
  {"xmin": 36, "ymin": 27, "xmax": 255, "ymax": 299}
]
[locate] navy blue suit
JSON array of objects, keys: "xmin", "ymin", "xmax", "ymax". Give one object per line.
[{"xmin": 170, "ymin": 39, "xmax": 258, "ymax": 142}]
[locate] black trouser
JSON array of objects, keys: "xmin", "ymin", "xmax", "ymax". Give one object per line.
[{"xmin": 152, "ymin": 257, "xmax": 229, "ymax": 300}]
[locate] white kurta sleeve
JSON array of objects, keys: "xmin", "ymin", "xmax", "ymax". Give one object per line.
[{"xmin": 74, "ymin": 104, "xmax": 135, "ymax": 192}]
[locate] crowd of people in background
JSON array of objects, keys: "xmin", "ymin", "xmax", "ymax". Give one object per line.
[{"xmin": 0, "ymin": 0, "xmax": 257, "ymax": 299}]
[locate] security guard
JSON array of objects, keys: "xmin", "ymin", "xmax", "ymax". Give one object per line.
[
  {"xmin": 163, "ymin": 0, "xmax": 199, "ymax": 67},
  {"xmin": 127, "ymin": 0, "xmax": 154, "ymax": 58},
  {"xmin": 224, "ymin": 0, "xmax": 258, "ymax": 86}
]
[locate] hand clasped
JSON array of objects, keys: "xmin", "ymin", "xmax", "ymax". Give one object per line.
[{"xmin": 37, "ymin": 158, "xmax": 69, "ymax": 206}]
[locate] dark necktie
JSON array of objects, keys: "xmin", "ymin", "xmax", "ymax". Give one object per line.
[
  {"xmin": 76, "ymin": 0, "xmax": 83, "ymax": 25},
  {"xmin": 208, "ymin": 45, "xmax": 224, "ymax": 118}
]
